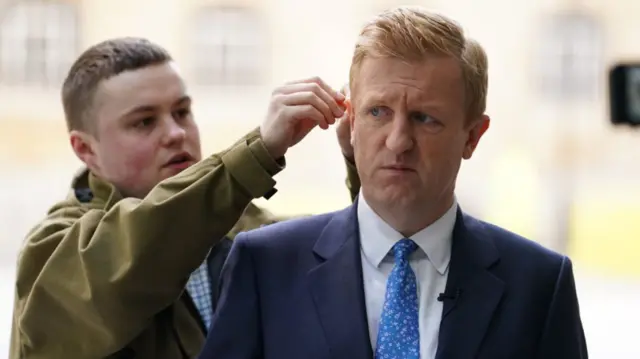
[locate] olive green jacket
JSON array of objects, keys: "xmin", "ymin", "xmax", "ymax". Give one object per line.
[{"xmin": 10, "ymin": 128, "xmax": 360, "ymax": 359}]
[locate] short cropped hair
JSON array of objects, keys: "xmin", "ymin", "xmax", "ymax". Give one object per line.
[
  {"xmin": 349, "ymin": 6, "xmax": 488, "ymax": 118},
  {"xmin": 61, "ymin": 37, "xmax": 172, "ymax": 134}
]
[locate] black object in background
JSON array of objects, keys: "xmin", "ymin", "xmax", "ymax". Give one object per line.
[{"xmin": 610, "ymin": 63, "xmax": 640, "ymax": 127}]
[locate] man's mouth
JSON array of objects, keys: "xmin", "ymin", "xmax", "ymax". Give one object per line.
[
  {"xmin": 165, "ymin": 153, "xmax": 194, "ymax": 169},
  {"xmin": 382, "ymin": 164, "xmax": 415, "ymax": 172}
]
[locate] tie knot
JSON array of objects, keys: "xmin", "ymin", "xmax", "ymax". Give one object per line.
[{"xmin": 392, "ymin": 238, "xmax": 417, "ymax": 262}]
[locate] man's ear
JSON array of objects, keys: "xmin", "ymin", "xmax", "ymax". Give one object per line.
[
  {"xmin": 346, "ymin": 99, "xmax": 356, "ymax": 147},
  {"xmin": 70, "ymin": 130, "xmax": 99, "ymax": 171},
  {"xmin": 462, "ymin": 114, "xmax": 490, "ymax": 160}
]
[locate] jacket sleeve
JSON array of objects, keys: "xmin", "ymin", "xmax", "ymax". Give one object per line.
[
  {"xmin": 536, "ymin": 256, "xmax": 588, "ymax": 359},
  {"xmin": 232, "ymin": 156, "xmax": 361, "ymax": 231},
  {"xmin": 12, "ymin": 128, "xmax": 280, "ymax": 359},
  {"xmin": 198, "ymin": 233, "xmax": 262, "ymax": 359}
]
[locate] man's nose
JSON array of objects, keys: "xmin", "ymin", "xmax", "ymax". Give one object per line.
[
  {"xmin": 162, "ymin": 117, "xmax": 186, "ymax": 145},
  {"xmin": 385, "ymin": 115, "xmax": 414, "ymax": 154}
]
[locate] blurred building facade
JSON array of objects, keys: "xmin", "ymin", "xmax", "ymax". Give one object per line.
[{"xmin": 1, "ymin": 0, "xmax": 640, "ymax": 277}]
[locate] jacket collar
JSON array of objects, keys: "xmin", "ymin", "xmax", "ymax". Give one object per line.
[{"xmin": 69, "ymin": 167, "xmax": 123, "ymax": 210}]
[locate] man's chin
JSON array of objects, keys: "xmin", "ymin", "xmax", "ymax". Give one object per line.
[{"xmin": 366, "ymin": 187, "xmax": 420, "ymax": 209}]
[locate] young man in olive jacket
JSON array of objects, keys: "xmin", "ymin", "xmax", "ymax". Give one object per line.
[{"xmin": 9, "ymin": 37, "xmax": 360, "ymax": 359}]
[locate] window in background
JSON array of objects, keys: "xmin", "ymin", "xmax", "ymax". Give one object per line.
[
  {"xmin": 190, "ymin": 6, "xmax": 269, "ymax": 88},
  {"xmin": 0, "ymin": 0, "xmax": 79, "ymax": 88},
  {"xmin": 534, "ymin": 10, "xmax": 604, "ymax": 102}
]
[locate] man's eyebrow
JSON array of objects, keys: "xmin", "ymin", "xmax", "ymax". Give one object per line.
[
  {"xmin": 174, "ymin": 95, "xmax": 191, "ymax": 106},
  {"xmin": 123, "ymin": 105, "xmax": 156, "ymax": 117},
  {"xmin": 122, "ymin": 96, "xmax": 192, "ymax": 117}
]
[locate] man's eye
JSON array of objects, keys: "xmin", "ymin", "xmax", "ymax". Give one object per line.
[
  {"xmin": 368, "ymin": 106, "xmax": 389, "ymax": 118},
  {"xmin": 174, "ymin": 108, "xmax": 191, "ymax": 119},
  {"xmin": 411, "ymin": 112, "xmax": 432, "ymax": 123},
  {"xmin": 135, "ymin": 117, "xmax": 154, "ymax": 128}
]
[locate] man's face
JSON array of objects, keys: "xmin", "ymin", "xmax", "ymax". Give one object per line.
[
  {"xmin": 349, "ymin": 56, "xmax": 489, "ymax": 216},
  {"xmin": 71, "ymin": 62, "xmax": 202, "ymax": 198}
]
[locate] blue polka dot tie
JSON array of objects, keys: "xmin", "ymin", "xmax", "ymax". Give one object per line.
[{"xmin": 375, "ymin": 239, "xmax": 420, "ymax": 359}]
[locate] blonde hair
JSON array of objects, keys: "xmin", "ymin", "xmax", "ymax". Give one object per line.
[{"xmin": 349, "ymin": 6, "xmax": 488, "ymax": 118}]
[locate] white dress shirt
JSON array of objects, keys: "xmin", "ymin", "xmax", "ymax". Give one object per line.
[{"xmin": 358, "ymin": 193, "xmax": 458, "ymax": 359}]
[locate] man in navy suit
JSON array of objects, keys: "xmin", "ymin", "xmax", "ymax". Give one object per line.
[{"xmin": 200, "ymin": 6, "xmax": 587, "ymax": 359}]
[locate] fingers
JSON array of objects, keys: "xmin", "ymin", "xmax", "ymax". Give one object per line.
[
  {"xmin": 272, "ymin": 79, "xmax": 346, "ymax": 130},
  {"xmin": 275, "ymin": 82, "xmax": 345, "ymax": 117},
  {"xmin": 283, "ymin": 76, "xmax": 345, "ymax": 101},
  {"xmin": 282, "ymin": 104, "xmax": 329, "ymax": 130},
  {"xmin": 262, "ymin": 77, "xmax": 347, "ymax": 158},
  {"xmin": 277, "ymin": 90, "xmax": 336, "ymax": 129}
]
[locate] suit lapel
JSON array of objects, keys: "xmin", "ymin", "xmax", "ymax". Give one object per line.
[
  {"xmin": 308, "ymin": 201, "xmax": 373, "ymax": 359},
  {"xmin": 437, "ymin": 210, "xmax": 505, "ymax": 359}
]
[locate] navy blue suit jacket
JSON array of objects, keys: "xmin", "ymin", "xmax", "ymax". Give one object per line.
[{"xmin": 199, "ymin": 203, "xmax": 587, "ymax": 359}]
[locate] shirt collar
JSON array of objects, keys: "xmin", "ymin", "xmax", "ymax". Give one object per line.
[{"xmin": 357, "ymin": 192, "xmax": 457, "ymax": 275}]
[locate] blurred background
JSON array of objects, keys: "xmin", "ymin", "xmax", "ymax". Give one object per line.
[{"xmin": 1, "ymin": 0, "xmax": 639, "ymax": 357}]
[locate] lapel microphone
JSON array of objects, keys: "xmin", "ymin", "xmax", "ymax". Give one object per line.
[{"xmin": 437, "ymin": 288, "xmax": 462, "ymax": 302}]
